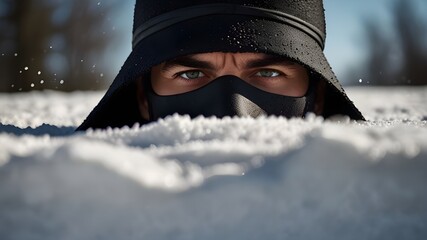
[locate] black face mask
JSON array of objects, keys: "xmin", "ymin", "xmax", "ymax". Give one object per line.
[{"xmin": 145, "ymin": 75, "xmax": 316, "ymax": 121}]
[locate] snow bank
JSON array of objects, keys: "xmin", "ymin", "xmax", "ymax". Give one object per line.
[{"xmin": 0, "ymin": 87, "xmax": 426, "ymax": 240}]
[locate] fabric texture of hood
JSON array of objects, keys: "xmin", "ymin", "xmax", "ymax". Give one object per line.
[{"xmin": 77, "ymin": 0, "xmax": 364, "ymax": 131}]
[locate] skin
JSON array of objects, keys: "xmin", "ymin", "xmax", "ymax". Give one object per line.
[{"xmin": 137, "ymin": 52, "xmax": 317, "ymax": 120}]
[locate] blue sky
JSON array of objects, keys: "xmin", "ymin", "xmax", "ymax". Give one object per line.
[
  {"xmin": 324, "ymin": 0, "xmax": 426, "ymax": 83},
  {"xmin": 109, "ymin": 0, "xmax": 427, "ymax": 85},
  {"xmin": 324, "ymin": 0, "xmax": 392, "ymax": 82}
]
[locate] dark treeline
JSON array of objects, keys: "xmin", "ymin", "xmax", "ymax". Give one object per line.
[
  {"xmin": 0, "ymin": 0, "xmax": 124, "ymax": 92},
  {"xmin": 347, "ymin": 0, "xmax": 427, "ymax": 85}
]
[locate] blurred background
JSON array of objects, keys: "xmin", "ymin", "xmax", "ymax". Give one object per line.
[{"xmin": 0, "ymin": 0, "xmax": 426, "ymax": 92}]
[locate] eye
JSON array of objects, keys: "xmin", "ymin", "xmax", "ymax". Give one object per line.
[
  {"xmin": 179, "ymin": 71, "xmax": 205, "ymax": 80},
  {"xmin": 255, "ymin": 70, "xmax": 281, "ymax": 78}
]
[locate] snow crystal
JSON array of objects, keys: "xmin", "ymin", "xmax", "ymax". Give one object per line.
[{"xmin": 0, "ymin": 87, "xmax": 426, "ymax": 239}]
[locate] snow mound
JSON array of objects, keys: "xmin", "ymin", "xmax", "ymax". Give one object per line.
[{"xmin": 1, "ymin": 87, "xmax": 427, "ymax": 240}]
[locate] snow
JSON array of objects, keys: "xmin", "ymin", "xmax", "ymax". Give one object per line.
[{"xmin": 1, "ymin": 87, "xmax": 427, "ymax": 239}]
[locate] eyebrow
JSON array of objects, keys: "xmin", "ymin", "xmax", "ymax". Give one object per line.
[
  {"xmin": 160, "ymin": 56, "xmax": 216, "ymax": 72},
  {"xmin": 160, "ymin": 54, "xmax": 296, "ymax": 72},
  {"xmin": 245, "ymin": 55, "xmax": 296, "ymax": 69}
]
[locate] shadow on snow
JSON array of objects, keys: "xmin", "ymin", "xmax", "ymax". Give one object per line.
[{"xmin": 0, "ymin": 123, "xmax": 75, "ymax": 137}]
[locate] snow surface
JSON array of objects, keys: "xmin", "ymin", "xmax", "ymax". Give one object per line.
[{"xmin": 1, "ymin": 87, "xmax": 427, "ymax": 240}]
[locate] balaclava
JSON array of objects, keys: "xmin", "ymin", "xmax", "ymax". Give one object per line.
[{"xmin": 77, "ymin": 0, "xmax": 364, "ymax": 130}]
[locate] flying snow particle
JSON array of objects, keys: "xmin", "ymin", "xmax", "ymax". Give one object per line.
[
  {"xmin": 30, "ymin": 83, "xmax": 35, "ymax": 88},
  {"xmin": 24, "ymin": 66, "xmax": 29, "ymax": 71},
  {"xmin": 37, "ymin": 71, "xmax": 41, "ymax": 75},
  {"xmin": 359, "ymin": 79, "xmax": 363, "ymax": 83},
  {"xmin": 100, "ymin": 73, "xmax": 104, "ymax": 77},
  {"xmin": 14, "ymin": 53, "xmax": 18, "ymax": 56},
  {"xmin": 60, "ymin": 80, "xmax": 64, "ymax": 84},
  {"xmin": 40, "ymin": 80, "xmax": 44, "ymax": 84}
]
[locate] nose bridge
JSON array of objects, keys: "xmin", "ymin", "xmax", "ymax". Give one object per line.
[{"xmin": 217, "ymin": 53, "xmax": 243, "ymax": 77}]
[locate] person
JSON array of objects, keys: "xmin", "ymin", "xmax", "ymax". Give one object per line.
[{"xmin": 77, "ymin": 0, "xmax": 364, "ymax": 131}]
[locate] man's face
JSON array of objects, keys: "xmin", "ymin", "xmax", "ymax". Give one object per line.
[
  {"xmin": 138, "ymin": 52, "xmax": 310, "ymax": 120},
  {"xmin": 151, "ymin": 52, "xmax": 309, "ymax": 96}
]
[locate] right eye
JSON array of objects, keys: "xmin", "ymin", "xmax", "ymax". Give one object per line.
[
  {"xmin": 179, "ymin": 71, "xmax": 205, "ymax": 80},
  {"xmin": 255, "ymin": 70, "xmax": 281, "ymax": 78}
]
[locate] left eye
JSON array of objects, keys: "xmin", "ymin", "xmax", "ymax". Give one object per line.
[
  {"xmin": 255, "ymin": 70, "xmax": 280, "ymax": 78},
  {"xmin": 179, "ymin": 71, "xmax": 205, "ymax": 80}
]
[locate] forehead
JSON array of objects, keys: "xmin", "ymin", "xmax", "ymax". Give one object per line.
[
  {"xmin": 184, "ymin": 52, "xmax": 284, "ymax": 62},
  {"xmin": 154, "ymin": 52, "xmax": 300, "ymax": 73},
  {"xmin": 159, "ymin": 52, "xmax": 296, "ymax": 70}
]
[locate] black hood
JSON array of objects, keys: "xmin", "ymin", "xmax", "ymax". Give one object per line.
[{"xmin": 77, "ymin": 0, "xmax": 364, "ymax": 130}]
